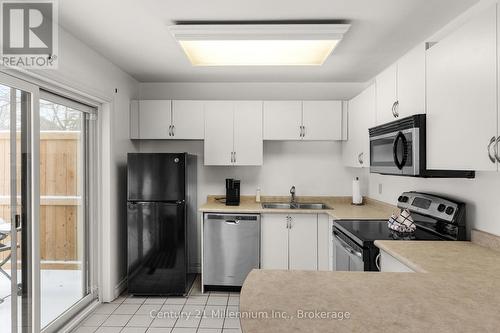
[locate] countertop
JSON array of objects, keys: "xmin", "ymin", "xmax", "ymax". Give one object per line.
[
  {"xmin": 199, "ymin": 195, "xmax": 399, "ymax": 220},
  {"xmin": 240, "ymin": 240, "xmax": 500, "ymax": 333}
]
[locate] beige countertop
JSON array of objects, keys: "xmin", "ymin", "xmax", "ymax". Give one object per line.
[
  {"xmin": 199, "ymin": 195, "xmax": 398, "ymax": 220},
  {"xmin": 240, "ymin": 240, "xmax": 500, "ymax": 333}
]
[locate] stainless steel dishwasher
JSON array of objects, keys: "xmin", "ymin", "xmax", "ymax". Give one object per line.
[{"xmin": 203, "ymin": 213, "xmax": 260, "ymax": 287}]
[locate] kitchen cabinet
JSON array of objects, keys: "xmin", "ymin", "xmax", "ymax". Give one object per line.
[
  {"xmin": 376, "ymin": 44, "xmax": 425, "ymax": 124},
  {"xmin": 204, "ymin": 100, "xmax": 263, "ymax": 166},
  {"xmin": 263, "ymin": 100, "xmax": 343, "ymax": 141},
  {"xmin": 379, "ymin": 250, "xmax": 415, "ymax": 272},
  {"xmin": 426, "ymin": 5, "xmax": 498, "ymax": 171},
  {"xmin": 317, "ymin": 214, "xmax": 331, "ymax": 271},
  {"xmin": 129, "ymin": 99, "xmax": 204, "ymax": 139},
  {"xmin": 260, "ymin": 214, "xmax": 289, "ymax": 270},
  {"xmin": 302, "ymin": 101, "xmax": 343, "ymax": 140},
  {"xmin": 260, "ymin": 214, "xmax": 318, "ymax": 270},
  {"xmin": 342, "ymin": 84, "xmax": 376, "ymax": 168},
  {"xmin": 171, "ymin": 100, "xmax": 205, "ymax": 139},
  {"xmin": 263, "ymin": 101, "xmax": 303, "ymax": 140},
  {"xmin": 130, "ymin": 100, "xmax": 171, "ymax": 139},
  {"xmin": 289, "ymin": 214, "xmax": 317, "ymax": 270}
]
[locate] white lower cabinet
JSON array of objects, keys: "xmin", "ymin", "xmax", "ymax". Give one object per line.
[
  {"xmin": 379, "ymin": 250, "xmax": 415, "ymax": 272},
  {"xmin": 288, "ymin": 214, "xmax": 317, "ymax": 270},
  {"xmin": 261, "ymin": 214, "xmax": 327, "ymax": 271},
  {"xmin": 260, "ymin": 214, "xmax": 289, "ymax": 270}
]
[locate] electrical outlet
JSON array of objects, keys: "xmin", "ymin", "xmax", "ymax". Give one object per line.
[{"xmin": 378, "ymin": 183, "xmax": 383, "ymax": 195}]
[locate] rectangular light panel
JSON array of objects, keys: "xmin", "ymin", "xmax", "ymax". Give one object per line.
[{"xmin": 178, "ymin": 39, "xmax": 339, "ymax": 66}]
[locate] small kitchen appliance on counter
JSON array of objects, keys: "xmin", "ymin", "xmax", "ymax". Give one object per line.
[
  {"xmin": 225, "ymin": 178, "xmax": 240, "ymax": 206},
  {"xmin": 333, "ymin": 191, "xmax": 466, "ymax": 272}
]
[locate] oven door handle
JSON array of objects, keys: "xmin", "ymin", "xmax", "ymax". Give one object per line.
[
  {"xmin": 334, "ymin": 233, "xmax": 363, "ymax": 259},
  {"xmin": 393, "ymin": 131, "xmax": 408, "ymax": 170}
]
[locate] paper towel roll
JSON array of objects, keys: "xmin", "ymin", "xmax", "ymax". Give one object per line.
[{"xmin": 352, "ymin": 177, "xmax": 363, "ymax": 205}]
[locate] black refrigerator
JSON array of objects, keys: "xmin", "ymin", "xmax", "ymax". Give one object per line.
[{"xmin": 127, "ymin": 153, "xmax": 197, "ymax": 296}]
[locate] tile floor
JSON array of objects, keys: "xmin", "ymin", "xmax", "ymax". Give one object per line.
[{"xmin": 73, "ymin": 278, "xmax": 242, "ymax": 333}]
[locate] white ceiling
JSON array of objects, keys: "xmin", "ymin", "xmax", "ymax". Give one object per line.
[{"xmin": 59, "ymin": 0, "xmax": 478, "ymax": 82}]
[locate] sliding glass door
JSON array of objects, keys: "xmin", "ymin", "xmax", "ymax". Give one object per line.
[
  {"xmin": 0, "ymin": 72, "xmax": 98, "ymax": 333},
  {"xmin": 0, "ymin": 72, "xmax": 38, "ymax": 333},
  {"xmin": 39, "ymin": 92, "xmax": 96, "ymax": 330}
]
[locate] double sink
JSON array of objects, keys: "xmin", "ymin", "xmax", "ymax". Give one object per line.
[{"xmin": 262, "ymin": 202, "xmax": 332, "ymax": 210}]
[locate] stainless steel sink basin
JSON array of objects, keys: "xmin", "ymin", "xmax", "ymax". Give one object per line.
[
  {"xmin": 261, "ymin": 202, "xmax": 331, "ymax": 210},
  {"xmin": 294, "ymin": 203, "xmax": 331, "ymax": 210},
  {"xmin": 261, "ymin": 202, "xmax": 294, "ymax": 209}
]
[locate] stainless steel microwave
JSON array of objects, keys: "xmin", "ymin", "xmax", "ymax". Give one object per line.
[{"xmin": 368, "ymin": 114, "xmax": 474, "ymax": 178}]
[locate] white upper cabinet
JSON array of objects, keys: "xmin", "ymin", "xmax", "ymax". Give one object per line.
[
  {"xmin": 263, "ymin": 101, "xmax": 302, "ymax": 140},
  {"xmin": 397, "ymin": 44, "xmax": 426, "ymax": 118},
  {"xmin": 204, "ymin": 101, "xmax": 263, "ymax": 166},
  {"xmin": 204, "ymin": 101, "xmax": 234, "ymax": 166},
  {"xmin": 343, "ymin": 84, "xmax": 376, "ymax": 168},
  {"xmin": 302, "ymin": 101, "xmax": 343, "ymax": 140},
  {"xmin": 264, "ymin": 100, "xmax": 343, "ymax": 141},
  {"xmin": 376, "ymin": 44, "xmax": 426, "ymax": 124},
  {"xmin": 130, "ymin": 100, "xmax": 204, "ymax": 139},
  {"xmin": 135, "ymin": 100, "xmax": 171, "ymax": 139},
  {"xmin": 171, "ymin": 100, "xmax": 205, "ymax": 139},
  {"xmin": 426, "ymin": 5, "xmax": 498, "ymax": 171},
  {"xmin": 376, "ymin": 64, "xmax": 397, "ymax": 124},
  {"xmin": 233, "ymin": 101, "xmax": 263, "ymax": 166}
]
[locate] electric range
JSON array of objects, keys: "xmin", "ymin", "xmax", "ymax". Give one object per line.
[{"xmin": 333, "ymin": 191, "xmax": 466, "ymax": 271}]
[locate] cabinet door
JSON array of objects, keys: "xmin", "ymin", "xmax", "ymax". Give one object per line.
[
  {"xmin": 130, "ymin": 100, "xmax": 139, "ymax": 139},
  {"xmin": 302, "ymin": 101, "xmax": 343, "ymax": 140},
  {"xmin": 397, "ymin": 44, "xmax": 426, "ymax": 118},
  {"xmin": 138, "ymin": 100, "xmax": 171, "ymax": 139},
  {"xmin": 261, "ymin": 214, "xmax": 288, "ymax": 270},
  {"xmin": 204, "ymin": 101, "xmax": 234, "ymax": 165},
  {"xmin": 171, "ymin": 100, "xmax": 204, "ymax": 139},
  {"xmin": 289, "ymin": 214, "xmax": 317, "ymax": 270},
  {"xmin": 375, "ymin": 64, "xmax": 397, "ymax": 124},
  {"xmin": 263, "ymin": 101, "xmax": 302, "ymax": 140},
  {"xmin": 342, "ymin": 84, "xmax": 376, "ymax": 167},
  {"xmin": 426, "ymin": 6, "xmax": 497, "ymax": 171},
  {"xmin": 233, "ymin": 101, "xmax": 263, "ymax": 165},
  {"xmin": 317, "ymin": 214, "xmax": 330, "ymax": 271}
]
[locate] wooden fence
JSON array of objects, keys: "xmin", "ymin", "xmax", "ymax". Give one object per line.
[{"xmin": 0, "ymin": 131, "xmax": 82, "ymax": 269}]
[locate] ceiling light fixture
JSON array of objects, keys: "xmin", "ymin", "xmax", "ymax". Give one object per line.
[{"xmin": 169, "ymin": 24, "xmax": 351, "ymax": 66}]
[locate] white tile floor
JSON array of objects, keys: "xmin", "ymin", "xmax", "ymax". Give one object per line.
[{"xmin": 73, "ymin": 278, "xmax": 242, "ymax": 333}]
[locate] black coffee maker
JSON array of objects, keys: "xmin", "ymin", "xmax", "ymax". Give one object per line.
[{"xmin": 225, "ymin": 178, "xmax": 240, "ymax": 206}]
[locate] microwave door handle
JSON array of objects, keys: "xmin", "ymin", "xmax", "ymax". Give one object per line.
[{"xmin": 393, "ymin": 131, "xmax": 408, "ymax": 170}]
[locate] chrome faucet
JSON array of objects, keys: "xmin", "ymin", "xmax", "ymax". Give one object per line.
[{"xmin": 290, "ymin": 186, "xmax": 296, "ymax": 204}]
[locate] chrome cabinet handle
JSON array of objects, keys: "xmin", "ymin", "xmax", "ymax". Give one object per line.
[
  {"xmin": 375, "ymin": 253, "xmax": 381, "ymax": 271},
  {"xmin": 168, "ymin": 125, "xmax": 172, "ymax": 136},
  {"xmin": 230, "ymin": 152, "xmax": 234, "ymax": 163},
  {"xmin": 299, "ymin": 126, "xmax": 303, "ymax": 138},
  {"xmin": 172, "ymin": 125, "xmax": 175, "ymax": 136},
  {"xmin": 233, "ymin": 151, "xmax": 236, "ymax": 163},
  {"xmin": 488, "ymin": 136, "xmax": 496, "ymax": 163},
  {"xmin": 302, "ymin": 126, "xmax": 306, "ymax": 138},
  {"xmin": 391, "ymin": 102, "xmax": 397, "ymax": 117},
  {"xmin": 393, "ymin": 101, "xmax": 399, "ymax": 118},
  {"xmin": 495, "ymin": 136, "xmax": 500, "ymax": 163},
  {"xmin": 358, "ymin": 152, "xmax": 364, "ymax": 165}
]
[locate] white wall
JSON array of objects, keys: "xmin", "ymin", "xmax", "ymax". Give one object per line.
[{"xmin": 28, "ymin": 28, "xmax": 140, "ymax": 301}]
